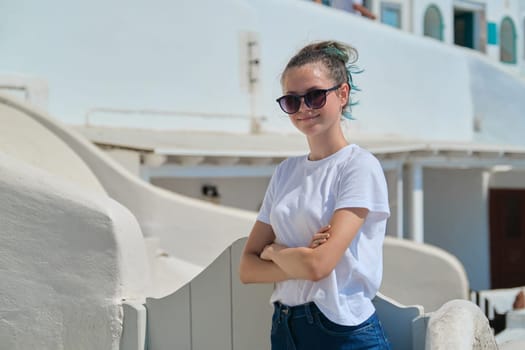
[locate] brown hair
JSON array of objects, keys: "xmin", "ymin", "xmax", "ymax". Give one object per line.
[{"xmin": 281, "ymin": 41, "xmax": 360, "ymax": 119}]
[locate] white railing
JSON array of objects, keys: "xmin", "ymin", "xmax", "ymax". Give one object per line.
[
  {"xmin": 0, "ymin": 74, "xmax": 48, "ymax": 110},
  {"xmin": 84, "ymin": 107, "xmax": 267, "ymax": 134}
]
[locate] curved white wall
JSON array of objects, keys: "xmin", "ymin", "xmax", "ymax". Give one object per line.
[
  {"xmin": 381, "ymin": 236, "xmax": 469, "ymax": 312},
  {"xmin": 0, "ymin": 97, "xmax": 105, "ymax": 194},
  {"xmin": 1, "ymin": 93, "xmax": 257, "ymax": 297},
  {"xmin": 0, "ymin": 154, "xmax": 150, "ymax": 349}
]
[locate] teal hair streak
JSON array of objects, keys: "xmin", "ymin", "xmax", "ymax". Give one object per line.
[
  {"xmin": 344, "ymin": 64, "xmax": 363, "ymax": 120},
  {"xmin": 323, "ymin": 46, "xmax": 363, "ymax": 120}
]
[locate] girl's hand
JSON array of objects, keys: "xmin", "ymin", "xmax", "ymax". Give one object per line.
[
  {"xmin": 309, "ymin": 224, "xmax": 331, "ymax": 248},
  {"xmin": 260, "ymin": 243, "xmax": 286, "ymax": 261},
  {"xmin": 260, "ymin": 244, "xmax": 273, "ymax": 261}
]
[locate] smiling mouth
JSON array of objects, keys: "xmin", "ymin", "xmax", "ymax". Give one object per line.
[{"xmin": 297, "ymin": 115, "xmax": 319, "ymax": 121}]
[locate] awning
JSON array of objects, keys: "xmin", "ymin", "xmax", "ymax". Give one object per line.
[{"xmin": 75, "ymin": 126, "xmax": 525, "ymax": 169}]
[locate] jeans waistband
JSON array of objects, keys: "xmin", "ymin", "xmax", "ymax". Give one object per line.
[
  {"xmin": 273, "ymin": 301, "xmax": 321, "ymax": 319},
  {"xmin": 274, "ymin": 301, "xmax": 379, "ymax": 326}
]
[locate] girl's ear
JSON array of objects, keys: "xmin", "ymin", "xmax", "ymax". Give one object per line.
[{"xmin": 339, "ymin": 83, "xmax": 350, "ymax": 106}]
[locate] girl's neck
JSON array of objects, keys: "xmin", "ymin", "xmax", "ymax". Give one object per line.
[{"xmin": 306, "ymin": 129, "xmax": 349, "ymax": 161}]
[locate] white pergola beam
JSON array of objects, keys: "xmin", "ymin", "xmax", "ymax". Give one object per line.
[
  {"xmin": 408, "ymin": 163, "xmax": 424, "ymax": 243},
  {"xmin": 140, "ymin": 164, "xmax": 277, "ymax": 179},
  {"xmin": 396, "ymin": 164, "xmax": 404, "ymax": 239}
]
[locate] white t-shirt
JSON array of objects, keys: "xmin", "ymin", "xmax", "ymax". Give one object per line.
[
  {"xmin": 257, "ymin": 144, "xmax": 389, "ymax": 326},
  {"xmin": 330, "ymin": 0, "xmax": 363, "ymax": 14}
]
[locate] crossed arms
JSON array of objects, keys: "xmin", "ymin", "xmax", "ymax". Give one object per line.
[{"xmin": 239, "ymin": 207, "xmax": 368, "ymax": 283}]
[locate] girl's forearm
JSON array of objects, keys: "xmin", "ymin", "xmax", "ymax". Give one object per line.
[
  {"xmin": 239, "ymin": 252, "xmax": 290, "ymax": 284},
  {"xmin": 265, "ymin": 245, "xmax": 320, "ymax": 281}
]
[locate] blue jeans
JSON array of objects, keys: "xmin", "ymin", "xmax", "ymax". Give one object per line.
[{"xmin": 271, "ymin": 302, "xmax": 390, "ymax": 350}]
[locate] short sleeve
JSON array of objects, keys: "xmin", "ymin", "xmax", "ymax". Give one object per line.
[
  {"xmin": 335, "ymin": 151, "xmax": 390, "ymax": 217},
  {"xmin": 256, "ymin": 164, "xmax": 281, "ymax": 225}
]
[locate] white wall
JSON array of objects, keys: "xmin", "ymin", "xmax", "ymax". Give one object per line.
[
  {"xmin": 0, "ymin": 0, "xmax": 481, "ymax": 142},
  {"xmin": 151, "ymin": 176, "xmax": 271, "ymax": 212},
  {"xmin": 0, "ymin": 154, "xmax": 150, "ymax": 350},
  {"xmin": 254, "ymin": 0, "xmax": 475, "ymax": 140},
  {"xmin": 106, "ymin": 149, "xmax": 141, "ymax": 176},
  {"xmin": 412, "ymin": 0, "xmax": 525, "ymax": 74},
  {"xmin": 489, "ymin": 170, "xmax": 525, "ymax": 188},
  {"xmin": 0, "ymin": 0, "xmax": 258, "ymax": 132},
  {"xmin": 9, "ymin": 91, "xmax": 259, "ymax": 294},
  {"xmin": 381, "ymin": 236, "xmax": 469, "ymax": 311},
  {"xmin": 423, "ymin": 168, "xmax": 490, "ymax": 290},
  {"xmin": 366, "ymin": 0, "xmax": 412, "ymax": 32},
  {"xmin": 2, "ymin": 0, "xmax": 524, "ymax": 144},
  {"xmin": 413, "ymin": 0, "xmax": 453, "ymax": 44},
  {"xmin": 485, "ymin": 0, "xmax": 523, "ymax": 71},
  {"xmin": 469, "ymin": 54, "xmax": 525, "ymax": 146},
  {"xmin": 0, "ymin": 97, "xmax": 106, "ymax": 194},
  {"xmin": 385, "ymin": 168, "xmax": 402, "ymax": 236}
]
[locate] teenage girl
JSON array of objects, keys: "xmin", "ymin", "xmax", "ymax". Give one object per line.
[{"xmin": 239, "ymin": 40, "xmax": 391, "ymax": 350}]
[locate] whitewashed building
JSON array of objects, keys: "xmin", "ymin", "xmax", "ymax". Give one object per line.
[
  {"xmin": 1, "ymin": 0, "xmax": 525, "ymax": 293},
  {"xmin": 327, "ymin": 0, "xmax": 525, "ymax": 76},
  {"xmin": 3, "ymin": 1, "xmax": 525, "ymax": 348}
]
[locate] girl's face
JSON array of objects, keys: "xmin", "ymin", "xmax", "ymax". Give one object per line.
[{"xmin": 281, "ymin": 62, "xmax": 349, "ymax": 138}]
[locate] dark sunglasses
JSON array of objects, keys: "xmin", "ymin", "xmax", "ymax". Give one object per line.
[{"xmin": 276, "ymin": 84, "xmax": 341, "ymax": 114}]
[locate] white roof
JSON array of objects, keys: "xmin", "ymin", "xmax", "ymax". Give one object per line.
[
  {"xmin": 74, "ymin": 126, "xmax": 525, "ymax": 168},
  {"xmin": 75, "ymin": 126, "xmax": 308, "ymax": 157}
]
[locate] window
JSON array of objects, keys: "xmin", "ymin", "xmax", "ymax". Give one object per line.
[
  {"xmin": 454, "ymin": 9, "xmax": 475, "ymax": 49},
  {"xmin": 423, "ymin": 5, "xmax": 444, "ymax": 41},
  {"xmin": 487, "ymin": 22, "xmax": 498, "ymax": 45},
  {"xmin": 381, "ymin": 2, "xmax": 401, "ymax": 29},
  {"xmin": 500, "ymin": 16, "xmax": 517, "ymax": 63}
]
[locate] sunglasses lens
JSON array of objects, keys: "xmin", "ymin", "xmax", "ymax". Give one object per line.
[
  {"xmin": 277, "ymin": 86, "xmax": 338, "ymax": 114},
  {"xmin": 278, "ymin": 95, "xmax": 301, "ymax": 114},
  {"xmin": 305, "ymin": 89, "xmax": 327, "ymax": 109}
]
